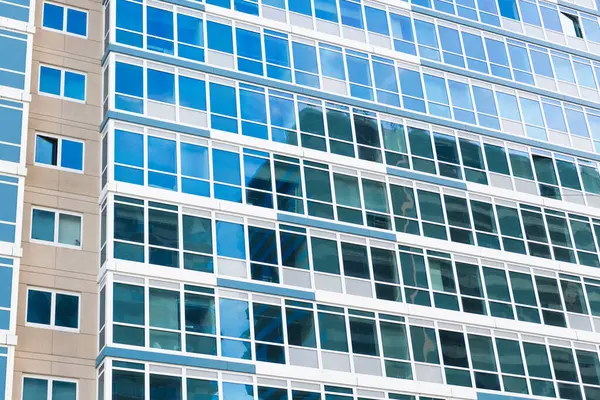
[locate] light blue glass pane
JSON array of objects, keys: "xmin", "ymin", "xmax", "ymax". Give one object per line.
[
  {"xmin": 439, "ymin": 26, "xmax": 462, "ymax": 54},
  {"xmin": 530, "ymin": 51, "xmax": 553, "ymax": 77},
  {"xmin": 365, "ymin": 6, "xmax": 389, "ymax": 35},
  {"xmin": 519, "ymin": 98, "xmax": 544, "ymax": 126},
  {"xmin": 574, "ymin": 62, "xmax": 596, "ymax": 88},
  {"xmin": 0, "ymin": 267, "xmax": 12, "ymax": 308},
  {"xmin": 207, "ymin": 21, "xmax": 233, "ymax": 53},
  {"xmin": 210, "ymin": 83, "xmax": 237, "ymax": 117},
  {"xmin": 398, "ymin": 68, "xmax": 424, "ymax": 98},
  {"xmin": 147, "ymin": 6, "xmax": 173, "ymax": 39},
  {"xmin": 148, "ymin": 136, "xmax": 176, "ymax": 173},
  {"xmin": 220, "ymin": 298, "xmax": 250, "ymax": 338},
  {"xmin": 177, "ymin": 14, "xmax": 203, "ymax": 46},
  {"xmin": 213, "ymin": 149, "xmax": 240, "ymax": 185},
  {"xmin": 319, "ymin": 48, "xmax": 345, "ymax": 80},
  {"xmin": 43, "ymin": 3, "xmax": 64, "ymax": 30},
  {"xmin": 565, "ymin": 109, "xmax": 589, "ymax": 137},
  {"xmin": 292, "ymin": 42, "xmax": 318, "ymax": 73},
  {"xmin": 116, "ymin": 0, "xmax": 142, "ymax": 32},
  {"xmin": 424, "ymin": 74, "xmax": 449, "ymax": 104},
  {"xmin": 55, "ymin": 294, "xmax": 79, "ymax": 329},
  {"xmin": 26, "ymin": 290, "xmax": 51, "ymax": 325},
  {"xmin": 39, "ymin": 66, "xmax": 61, "ymax": 96},
  {"xmin": 472, "ymin": 87, "xmax": 498, "ymax": 115},
  {"xmin": 64, "ymin": 71, "xmax": 85, "ymax": 100},
  {"xmin": 390, "ymin": 13, "xmax": 414, "ymax": 42},
  {"xmin": 216, "ymin": 221, "xmax": 246, "ymax": 258},
  {"xmin": 540, "ymin": 5, "xmax": 562, "ymax": 32},
  {"xmin": 115, "ymin": 130, "xmax": 143, "ymax": 167},
  {"xmin": 181, "ymin": 143, "xmax": 208, "ymax": 179},
  {"xmin": 221, "ymin": 338, "xmax": 252, "ymax": 359},
  {"xmin": 346, "ymin": 55, "xmax": 371, "ymax": 86},
  {"xmin": 66, "ymin": 8, "xmax": 87, "ymax": 36},
  {"xmin": 414, "ymin": 20, "xmax": 438, "ymax": 48},
  {"xmin": 496, "ymin": 92, "xmax": 520, "ymax": 120},
  {"xmin": 498, "ymin": 0, "xmax": 519, "ymax": 19},
  {"xmin": 551, "ymin": 55, "xmax": 575, "ymax": 83},
  {"xmin": 240, "ymin": 90, "xmax": 267, "ymax": 123},
  {"xmin": 23, "ymin": 378, "xmax": 48, "ymax": 400},
  {"xmin": 147, "ymin": 69, "xmax": 174, "ymax": 104},
  {"xmin": 179, "ymin": 76, "xmax": 206, "ymax": 110},
  {"xmin": 582, "ymin": 18, "xmax": 600, "ymax": 43},
  {"xmin": 508, "ymin": 44, "xmax": 531, "ymax": 72},
  {"xmin": 113, "ymin": 282, "xmax": 145, "ymax": 325},
  {"xmin": 519, "ymin": 0, "xmax": 541, "ymax": 26},
  {"xmin": 461, "ymin": 32, "xmax": 485, "ymax": 59},
  {"xmin": 61, "ymin": 140, "xmax": 83, "ymax": 170},
  {"xmin": 373, "ymin": 62, "xmax": 397, "ymax": 92},
  {"xmin": 542, "ymin": 103, "xmax": 567, "ymax": 132},
  {"xmin": 236, "ymin": 29, "xmax": 262, "ymax": 60},
  {"xmin": 0, "ymin": 105, "xmax": 22, "ymax": 145},
  {"xmin": 265, "ymin": 36, "xmax": 290, "ymax": 67},
  {"xmin": 31, "ymin": 209, "xmax": 55, "ymax": 241},
  {"xmin": 150, "ymin": 288, "xmax": 180, "ymax": 329},
  {"xmin": 485, "ymin": 38, "xmax": 509, "ymax": 66},
  {"xmin": 0, "ymin": 183, "xmax": 17, "ymax": 223},
  {"xmin": 0, "ymin": 36, "xmax": 26, "ymax": 73},
  {"xmin": 116, "ymin": 62, "xmax": 143, "ymax": 97}
]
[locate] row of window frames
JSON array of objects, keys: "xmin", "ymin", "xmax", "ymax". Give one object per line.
[
  {"xmin": 107, "ymin": 282, "xmax": 600, "ymax": 394},
  {"xmin": 113, "ymin": 62, "xmax": 600, "ymax": 154},
  {"xmin": 108, "ymin": 205, "xmax": 600, "ymax": 327},
  {"xmin": 203, "ymin": 0, "xmax": 597, "ymax": 47},
  {"xmin": 109, "ymin": 123, "xmax": 600, "ymax": 201},
  {"xmin": 109, "ymin": 155, "xmax": 600, "ymax": 267},
  {"xmin": 113, "ymin": 1, "xmax": 600, "ymax": 95},
  {"xmin": 108, "ymin": 368, "xmax": 443, "ymax": 400}
]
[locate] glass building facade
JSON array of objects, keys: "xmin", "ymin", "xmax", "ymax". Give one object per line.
[
  {"xmin": 7, "ymin": 0, "xmax": 600, "ymax": 397},
  {"xmin": 97, "ymin": 0, "xmax": 600, "ymax": 397}
]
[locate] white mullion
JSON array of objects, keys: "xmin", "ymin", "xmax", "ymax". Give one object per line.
[{"xmin": 50, "ymin": 291, "xmax": 56, "ymax": 327}]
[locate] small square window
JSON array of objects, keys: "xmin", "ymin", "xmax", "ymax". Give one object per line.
[
  {"xmin": 39, "ymin": 65, "xmax": 86, "ymax": 102},
  {"xmin": 35, "ymin": 134, "xmax": 84, "ymax": 172},
  {"xmin": 31, "ymin": 208, "xmax": 82, "ymax": 247},
  {"xmin": 42, "ymin": 2, "xmax": 88, "ymax": 37},
  {"xmin": 26, "ymin": 288, "xmax": 80, "ymax": 330}
]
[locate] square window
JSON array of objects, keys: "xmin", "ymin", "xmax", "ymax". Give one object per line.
[
  {"xmin": 26, "ymin": 288, "xmax": 80, "ymax": 330},
  {"xmin": 66, "ymin": 8, "xmax": 87, "ymax": 36},
  {"xmin": 23, "ymin": 377, "xmax": 77, "ymax": 400},
  {"xmin": 64, "ymin": 71, "xmax": 86, "ymax": 101},
  {"xmin": 35, "ymin": 135, "xmax": 84, "ymax": 171},
  {"xmin": 42, "ymin": 3, "xmax": 64, "ymax": 31},
  {"xmin": 39, "ymin": 66, "xmax": 61, "ymax": 96},
  {"xmin": 31, "ymin": 208, "xmax": 82, "ymax": 247}
]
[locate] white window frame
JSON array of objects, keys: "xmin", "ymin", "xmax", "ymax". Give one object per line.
[
  {"xmin": 38, "ymin": 64, "xmax": 87, "ymax": 103},
  {"xmin": 29, "ymin": 207, "xmax": 83, "ymax": 249},
  {"xmin": 559, "ymin": 12, "xmax": 582, "ymax": 38},
  {"xmin": 34, "ymin": 132, "xmax": 85, "ymax": 173},
  {"xmin": 41, "ymin": 1, "xmax": 88, "ymax": 38},
  {"xmin": 24, "ymin": 287, "xmax": 81, "ymax": 332}
]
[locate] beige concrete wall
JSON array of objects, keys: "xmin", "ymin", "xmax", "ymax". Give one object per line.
[{"xmin": 13, "ymin": 0, "xmax": 102, "ymax": 398}]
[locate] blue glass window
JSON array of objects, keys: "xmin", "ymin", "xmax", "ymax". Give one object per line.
[
  {"xmin": 390, "ymin": 14, "xmax": 416, "ymax": 56},
  {"xmin": 265, "ymin": 33, "xmax": 291, "ymax": 82},
  {"xmin": 39, "ymin": 65, "xmax": 85, "ymax": 101},
  {"xmin": 114, "ymin": 130, "xmax": 144, "ymax": 185},
  {"xmin": 181, "ymin": 143, "xmax": 209, "ymax": 197},
  {"xmin": 552, "ymin": 53, "xmax": 575, "ymax": 83},
  {"xmin": 210, "ymin": 83, "xmax": 238, "ymax": 133},
  {"xmin": 292, "ymin": 42, "xmax": 319, "ymax": 88},
  {"xmin": 147, "ymin": 6, "xmax": 174, "ymax": 54},
  {"xmin": 507, "ymin": 43, "xmax": 533, "ymax": 84},
  {"xmin": 399, "ymin": 68, "xmax": 425, "ymax": 113},
  {"xmin": 148, "ymin": 136, "xmax": 177, "ymax": 190},
  {"xmin": 240, "ymin": 88, "xmax": 268, "ymax": 139},
  {"xmin": 179, "ymin": 76, "xmax": 206, "ymax": 110},
  {"xmin": 496, "ymin": 92, "xmax": 521, "ymax": 121},
  {"xmin": 498, "ymin": 0, "xmax": 519, "ymax": 20},
  {"xmin": 116, "ymin": 0, "xmax": 143, "ymax": 47},
  {"xmin": 26, "ymin": 289, "xmax": 79, "ymax": 329},
  {"xmin": 177, "ymin": 14, "xmax": 204, "ymax": 62},
  {"xmin": 340, "ymin": 0, "xmax": 363, "ymax": 28},
  {"xmin": 423, "ymin": 74, "xmax": 450, "ymax": 119},
  {"xmin": 519, "ymin": 98, "xmax": 547, "ymax": 140},
  {"xmin": 472, "ymin": 87, "xmax": 500, "ymax": 129},
  {"xmin": 319, "ymin": 45, "xmax": 345, "ymax": 80},
  {"xmin": 485, "ymin": 38, "xmax": 511, "ymax": 79},
  {"xmin": 414, "ymin": 20, "xmax": 440, "ymax": 61},
  {"xmin": 43, "ymin": 3, "xmax": 87, "ymax": 36},
  {"xmin": 115, "ymin": 62, "xmax": 143, "ymax": 113},
  {"xmin": 530, "ymin": 48, "xmax": 554, "ymax": 78},
  {"xmin": 448, "ymin": 80, "xmax": 476, "ymax": 124},
  {"xmin": 365, "ymin": 6, "xmax": 389, "ymax": 36},
  {"xmin": 346, "ymin": 52, "xmax": 373, "ymax": 100},
  {"xmin": 147, "ymin": 69, "xmax": 175, "ymax": 104},
  {"xmin": 213, "ymin": 149, "xmax": 242, "ymax": 202},
  {"xmin": 207, "ymin": 21, "xmax": 233, "ymax": 54},
  {"xmin": 461, "ymin": 32, "xmax": 488, "ymax": 74},
  {"xmin": 236, "ymin": 28, "xmax": 263, "ymax": 76},
  {"xmin": 438, "ymin": 26, "xmax": 464, "ymax": 67}
]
